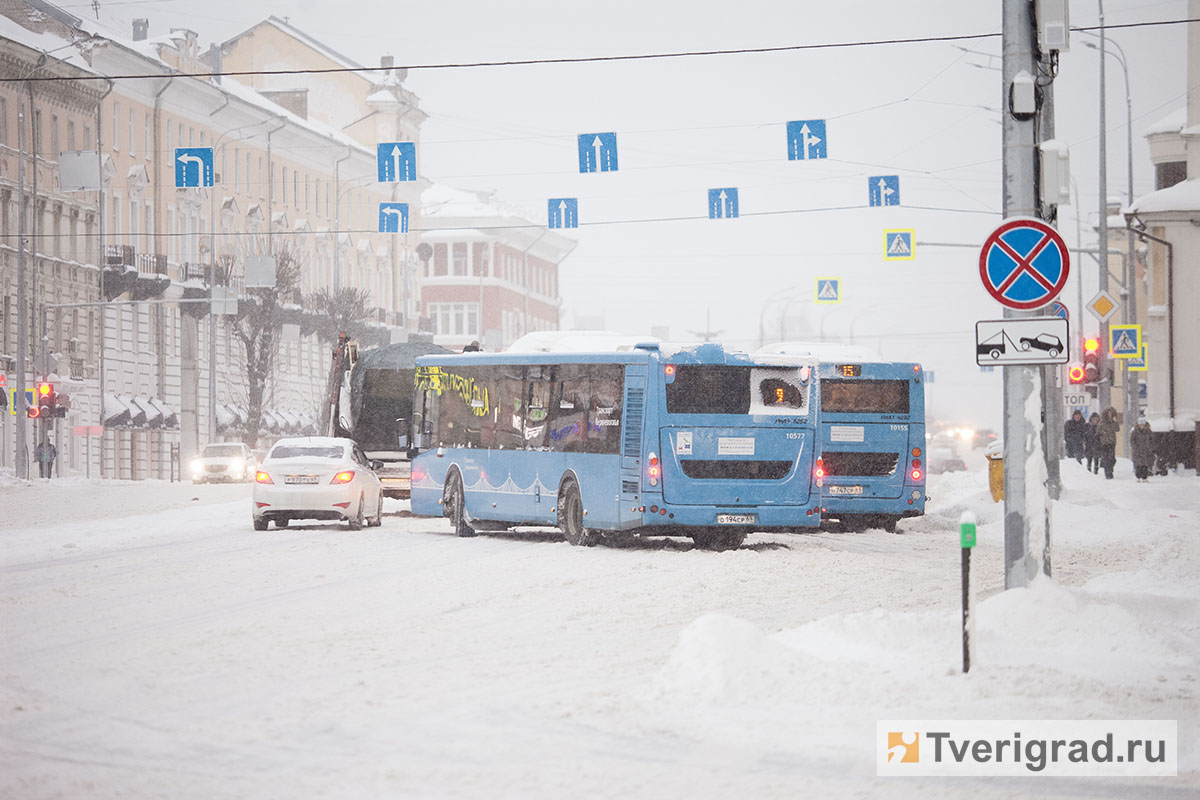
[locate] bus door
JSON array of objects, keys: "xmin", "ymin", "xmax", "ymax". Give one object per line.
[
  {"xmin": 821, "ymin": 421, "xmax": 910, "ymax": 499},
  {"xmin": 658, "ymin": 365, "xmax": 814, "ymax": 507}
]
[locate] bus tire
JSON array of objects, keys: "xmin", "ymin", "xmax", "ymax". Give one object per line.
[
  {"xmin": 444, "ymin": 470, "xmax": 476, "ymax": 537},
  {"xmin": 558, "ymin": 480, "xmax": 597, "ymax": 547},
  {"xmin": 691, "ymin": 528, "xmax": 747, "ymax": 551}
]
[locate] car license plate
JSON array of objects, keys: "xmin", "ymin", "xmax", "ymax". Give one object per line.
[
  {"xmin": 284, "ymin": 475, "xmax": 319, "ymax": 485},
  {"xmin": 828, "ymin": 485, "xmax": 865, "ymax": 495},
  {"xmin": 716, "ymin": 514, "xmax": 756, "ymax": 525}
]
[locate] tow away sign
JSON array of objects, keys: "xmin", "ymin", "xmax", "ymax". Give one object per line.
[{"xmin": 975, "ymin": 316, "xmax": 1069, "ymax": 366}]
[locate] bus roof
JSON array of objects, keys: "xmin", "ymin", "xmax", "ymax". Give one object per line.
[
  {"xmin": 757, "ymin": 341, "xmax": 885, "ymax": 361},
  {"xmin": 417, "ymin": 341, "xmax": 819, "ymax": 368}
]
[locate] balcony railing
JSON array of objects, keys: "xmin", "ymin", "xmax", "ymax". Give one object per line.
[
  {"xmin": 104, "ymin": 244, "xmax": 134, "ymax": 267},
  {"xmin": 136, "ymin": 253, "xmax": 167, "ymax": 275}
]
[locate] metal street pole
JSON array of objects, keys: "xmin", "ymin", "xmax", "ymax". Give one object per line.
[
  {"xmin": 1097, "ymin": 0, "xmax": 1112, "ymax": 412},
  {"xmin": 1001, "ymin": 0, "xmax": 1040, "ymax": 589}
]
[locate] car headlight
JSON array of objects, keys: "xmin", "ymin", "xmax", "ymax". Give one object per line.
[
  {"xmin": 191, "ymin": 459, "xmax": 203, "ymax": 473},
  {"xmin": 231, "ymin": 458, "xmax": 245, "ymax": 475}
]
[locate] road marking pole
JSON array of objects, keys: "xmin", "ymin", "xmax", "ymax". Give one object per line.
[{"xmin": 960, "ymin": 511, "xmax": 977, "ymax": 673}]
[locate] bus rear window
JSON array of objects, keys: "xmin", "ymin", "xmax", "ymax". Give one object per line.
[
  {"xmin": 821, "ymin": 380, "xmax": 910, "ymax": 414},
  {"xmin": 665, "ymin": 366, "xmax": 750, "ymax": 414}
]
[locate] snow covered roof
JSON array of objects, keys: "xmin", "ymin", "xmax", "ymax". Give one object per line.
[
  {"xmin": 1127, "ymin": 178, "xmax": 1200, "ymax": 215},
  {"xmin": 506, "ymin": 331, "xmax": 661, "ymax": 353},
  {"xmin": 757, "ymin": 341, "xmax": 885, "ymax": 361},
  {"xmin": 1145, "ymin": 107, "xmax": 1185, "ymax": 137}
]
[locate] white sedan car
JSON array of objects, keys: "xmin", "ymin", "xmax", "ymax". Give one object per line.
[
  {"xmin": 191, "ymin": 442, "xmax": 258, "ymax": 484},
  {"xmin": 252, "ymin": 437, "xmax": 384, "ymax": 531}
]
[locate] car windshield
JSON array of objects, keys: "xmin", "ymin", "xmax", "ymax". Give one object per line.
[
  {"xmin": 268, "ymin": 445, "xmax": 345, "ymax": 460},
  {"xmin": 202, "ymin": 445, "xmax": 244, "ymax": 457}
]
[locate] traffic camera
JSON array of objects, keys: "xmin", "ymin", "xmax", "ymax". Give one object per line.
[{"xmin": 1082, "ymin": 337, "xmax": 1101, "ymax": 384}]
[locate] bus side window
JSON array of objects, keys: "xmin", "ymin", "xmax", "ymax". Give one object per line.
[
  {"xmin": 492, "ymin": 368, "xmax": 524, "ymax": 450},
  {"xmin": 524, "ymin": 367, "xmax": 552, "ymax": 449},
  {"xmin": 550, "ymin": 365, "xmax": 589, "ymax": 453},
  {"xmin": 589, "ymin": 365, "xmax": 623, "ymax": 454}
]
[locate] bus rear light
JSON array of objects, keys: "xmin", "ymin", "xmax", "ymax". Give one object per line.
[
  {"xmin": 814, "ymin": 458, "xmax": 825, "ymax": 479},
  {"xmin": 911, "ymin": 459, "xmax": 921, "ymax": 469},
  {"xmin": 650, "ymin": 505, "xmax": 658, "ymax": 513},
  {"xmin": 799, "ymin": 365, "xmax": 811, "ymax": 383},
  {"xmin": 911, "ymin": 447, "xmax": 922, "ymax": 457},
  {"xmin": 648, "ymin": 452, "xmax": 660, "ymax": 486},
  {"xmin": 911, "ymin": 468, "xmax": 922, "ymax": 481}
]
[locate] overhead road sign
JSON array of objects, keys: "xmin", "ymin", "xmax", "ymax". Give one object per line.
[
  {"xmin": 548, "ymin": 198, "xmax": 578, "ymax": 229},
  {"xmin": 1088, "ymin": 289, "xmax": 1119, "ymax": 322},
  {"xmin": 786, "ymin": 119, "xmax": 826, "ymax": 160},
  {"xmin": 377, "ymin": 202, "xmax": 410, "ymax": 233},
  {"xmin": 883, "ymin": 230, "xmax": 914, "ymax": 260},
  {"xmin": 174, "ymin": 147, "xmax": 213, "ymax": 188},
  {"xmin": 708, "ymin": 188, "xmax": 739, "ymax": 219},
  {"xmin": 1127, "ymin": 345, "xmax": 1148, "ymax": 372},
  {"xmin": 1109, "ymin": 324, "xmax": 1141, "ymax": 358},
  {"xmin": 377, "ymin": 142, "xmax": 416, "ymax": 182},
  {"xmin": 975, "ymin": 316, "xmax": 1069, "ymax": 366},
  {"xmin": 869, "ymin": 175, "xmax": 900, "ymax": 207},
  {"xmin": 578, "ymin": 132, "xmax": 618, "ymax": 173},
  {"xmin": 978, "ymin": 217, "xmax": 1070, "ymax": 310},
  {"xmin": 815, "ymin": 278, "xmax": 841, "ymax": 304}
]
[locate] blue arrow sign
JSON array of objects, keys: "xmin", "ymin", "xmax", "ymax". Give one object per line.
[
  {"xmin": 377, "ymin": 142, "xmax": 416, "ymax": 182},
  {"xmin": 869, "ymin": 175, "xmax": 900, "ymax": 207},
  {"xmin": 377, "ymin": 202, "xmax": 409, "ymax": 233},
  {"xmin": 577, "ymin": 132, "xmax": 618, "ymax": 173},
  {"xmin": 786, "ymin": 120, "xmax": 826, "ymax": 160},
  {"xmin": 548, "ymin": 198, "xmax": 578, "ymax": 229},
  {"xmin": 174, "ymin": 147, "xmax": 214, "ymax": 188},
  {"xmin": 708, "ymin": 188, "xmax": 739, "ymax": 219}
]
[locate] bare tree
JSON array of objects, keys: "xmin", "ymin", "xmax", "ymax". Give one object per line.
[
  {"xmin": 228, "ymin": 245, "xmax": 301, "ymax": 447},
  {"xmin": 310, "ymin": 286, "xmax": 373, "ymax": 343}
]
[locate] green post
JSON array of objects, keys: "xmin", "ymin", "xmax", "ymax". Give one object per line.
[{"xmin": 960, "ymin": 511, "xmax": 977, "ymax": 673}]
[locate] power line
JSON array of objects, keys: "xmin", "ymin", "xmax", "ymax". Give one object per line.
[{"xmin": 4, "ymin": 18, "xmax": 1196, "ymax": 84}]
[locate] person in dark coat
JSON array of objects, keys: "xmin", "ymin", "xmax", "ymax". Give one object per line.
[
  {"xmin": 1083, "ymin": 412, "xmax": 1101, "ymax": 473},
  {"xmin": 1063, "ymin": 410, "xmax": 1087, "ymax": 462},
  {"xmin": 1096, "ymin": 406, "xmax": 1121, "ymax": 479},
  {"xmin": 1129, "ymin": 417, "xmax": 1155, "ymax": 482}
]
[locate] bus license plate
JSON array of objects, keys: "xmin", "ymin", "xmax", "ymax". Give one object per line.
[
  {"xmin": 284, "ymin": 475, "xmax": 319, "ymax": 485},
  {"xmin": 717, "ymin": 514, "xmax": 756, "ymax": 525},
  {"xmin": 828, "ymin": 485, "xmax": 864, "ymax": 495}
]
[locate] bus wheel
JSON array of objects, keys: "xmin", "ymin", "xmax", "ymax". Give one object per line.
[
  {"xmin": 558, "ymin": 480, "xmax": 596, "ymax": 547},
  {"xmin": 691, "ymin": 528, "xmax": 747, "ymax": 551},
  {"xmin": 444, "ymin": 471, "xmax": 476, "ymax": 538}
]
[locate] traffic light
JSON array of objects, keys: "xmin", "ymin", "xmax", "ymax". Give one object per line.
[
  {"xmin": 36, "ymin": 381, "xmax": 55, "ymax": 419},
  {"xmin": 1067, "ymin": 363, "xmax": 1085, "ymax": 384},
  {"xmin": 1082, "ymin": 337, "xmax": 1101, "ymax": 384}
]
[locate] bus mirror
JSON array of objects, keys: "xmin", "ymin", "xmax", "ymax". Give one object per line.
[{"xmin": 396, "ymin": 418, "xmax": 410, "ymax": 449}]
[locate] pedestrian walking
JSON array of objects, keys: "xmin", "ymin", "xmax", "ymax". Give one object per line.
[
  {"xmin": 1083, "ymin": 412, "xmax": 1101, "ymax": 473},
  {"xmin": 1064, "ymin": 409, "xmax": 1087, "ymax": 462},
  {"xmin": 34, "ymin": 440, "xmax": 57, "ymax": 479},
  {"xmin": 1096, "ymin": 406, "xmax": 1121, "ymax": 480},
  {"xmin": 1130, "ymin": 417, "xmax": 1155, "ymax": 482}
]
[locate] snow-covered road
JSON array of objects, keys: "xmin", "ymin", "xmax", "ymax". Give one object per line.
[{"xmin": 1, "ymin": 460, "xmax": 1197, "ymax": 798}]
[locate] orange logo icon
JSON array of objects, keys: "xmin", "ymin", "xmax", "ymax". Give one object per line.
[{"xmin": 887, "ymin": 731, "xmax": 919, "ymax": 763}]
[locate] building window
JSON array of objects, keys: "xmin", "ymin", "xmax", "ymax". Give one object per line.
[
  {"xmin": 452, "ymin": 242, "xmax": 467, "ymax": 276},
  {"xmin": 112, "ymin": 102, "xmax": 119, "ymax": 150},
  {"xmin": 145, "ymin": 113, "xmax": 151, "ymax": 159},
  {"xmin": 1155, "ymin": 161, "xmax": 1186, "ymax": 191},
  {"xmin": 0, "ymin": 97, "xmax": 7, "ymax": 146},
  {"xmin": 128, "ymin": 108, "xmax": 135, "ymax": 155},
  {"xmin": 234, "ymin": 148, "xmax": 240, "ymax": 191},
  {"xmin": 67, "ymin": 119, "xmax": 75, "ymax": 150},
  {"xmin": 50, "ymin": 113, "xmax": 59, "ymax": 156},
  {"xmin": 84, "ymin": 124, "xmax": 91, "ymax": 147},
  {"xmin": 294, "ymin": 171, "xmax": 299, "ymax": 207},
  {"xmin": 430, "ymin": 303, "xmax": 480, "ymax": 337},
  {"xmin": 281, "ymin": 166, "xmax": 288, "ymax": 204},
  {"xmin": 433, "ymin": 243, "xmax": 447, "ymax": 276}
]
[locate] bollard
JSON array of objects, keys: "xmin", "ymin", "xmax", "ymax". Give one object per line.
[{"xmin": 960, "ymin": 511, "xmax": 977, "ymax": 674}]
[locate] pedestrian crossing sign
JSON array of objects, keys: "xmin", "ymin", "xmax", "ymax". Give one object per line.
[
  {"xmin": 1109, "ymin": 324, "xmax": 1141, "ymax": 358},
  {"xmin": 883, "ymin": 229, "xmax": 915, "ymax": 261},
  {"xmin": 1127, "ymin": 344, "xmax": 1148, "ymax": 371},
  {"xmin": 815, "ymin": 277, "xmax": 841, "ymax": 304}
]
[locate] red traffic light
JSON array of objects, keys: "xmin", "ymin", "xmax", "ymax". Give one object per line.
[
  {"xmin": 26, "ymin": 405, "xmax": 41, "ymax": 419},
  {"xmin": 37, "ymin": 382, "xmax": 53, "ymax": 396},
  {"xmin": 1068, "ymin": 364, "xmax": 1085, "ymax": 384},
  {"xmin": 1083, "ymin": 337, "xmax": 1100, "ymax": 354}
]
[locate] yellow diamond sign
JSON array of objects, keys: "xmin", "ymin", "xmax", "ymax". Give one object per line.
[{"xmin": 1088, "ymin": 289, "xmax": 1119, "ymax": 322}]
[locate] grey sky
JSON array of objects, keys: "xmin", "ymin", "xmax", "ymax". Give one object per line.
[{"xmin": 82, "ymin": 0, "xmax": 1189, "ymax": 426}]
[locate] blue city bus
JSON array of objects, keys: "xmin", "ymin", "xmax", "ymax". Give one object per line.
[
  {"xmin": 409, "ymin": 341, "xmax": 823, "ymax": 549},
  {"xmin": 759, "ymin": 343, "xmax": 926, "ymax": 531}
]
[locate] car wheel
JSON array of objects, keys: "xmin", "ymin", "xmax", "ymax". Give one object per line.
[
  {"xmin": 557, "ymin": 479, "xmax": 596, "ymax": 546},
  {"xmin": 369, "ymin": 492, "xmax": 384, "ymax": 527},
  {"xmin": 348, "ymin": 494, "xmax": 365, "ymax": 530},
  {"xmin": 691, "ymin": 527, "xmax": 747, "ymax": 551},
  {"xmin": 444, "ymin": 470, "xmax": 475, "ymax": 537},
  {"xmin": 253, "ymin": 516, "xmax": 268, "ymax": 531}
]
